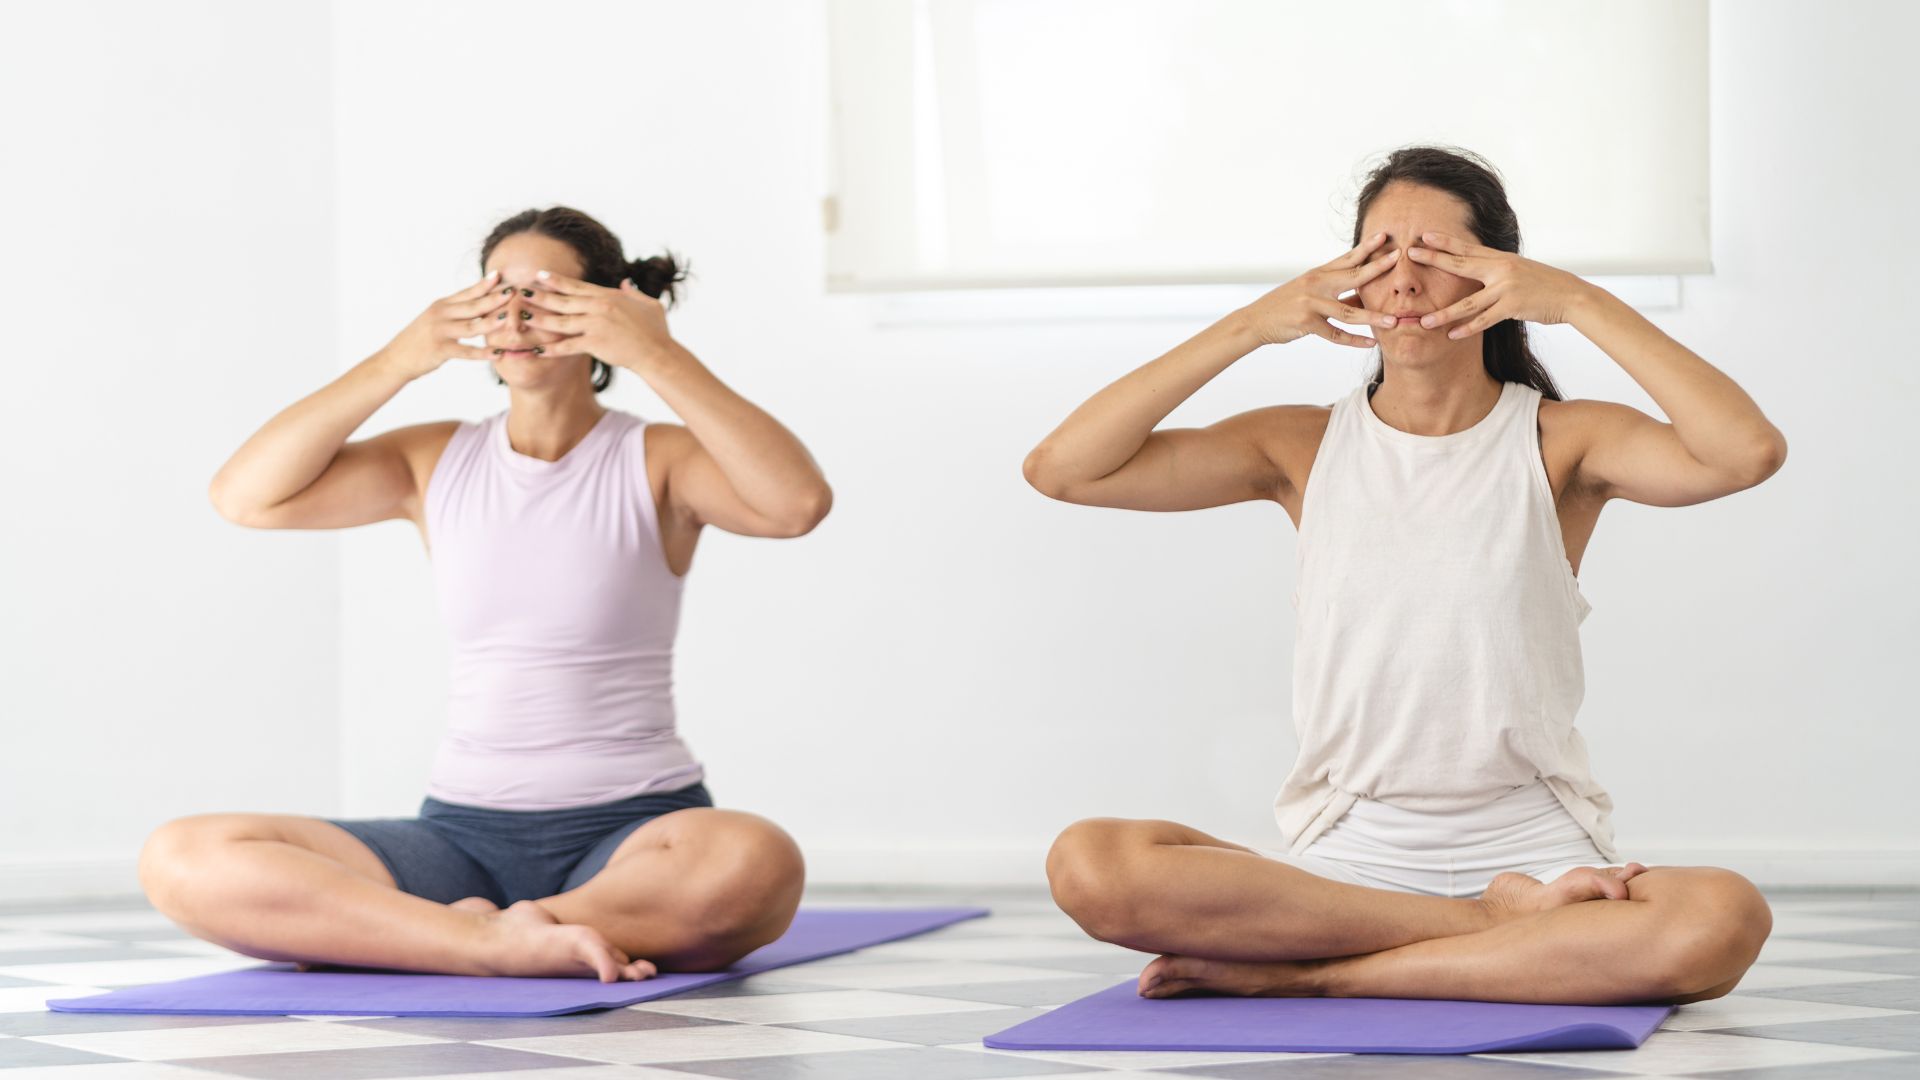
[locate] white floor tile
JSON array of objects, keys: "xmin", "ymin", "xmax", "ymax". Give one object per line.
[
  {"xmin": 28, "ymin": 1020, "xmax": 446, "ymax": 1061},
  {"xmin": 0, "ymin": 1066, "xmax": 221, "ymax": 1079},
  {"xmin": 0, "ymin": 912, "xmax": 177, "ymax": 934},
  {"xmin": 0, "ymin": 985, "xmax": 109, "ymax": 1013},
  {"xmin": 786, "ymin": 959, "xmax": 1093, "ymax": 989},
  {"xmin": 0, "ymin": 955, "xmax": 260, "ymax": 987},
  {"xmin": 0, "ymin": 931, "xmax": 121, "ymax": 954},
  {"xmin": 1477, "ymin": 1029, "xmax": 1912, "ymax": 1074},
  {"xmin": 1758, "ymin": 937, "xmax": 1914, "ymax": 964},
  {"xmin": 1769, "ymin": 913, "xmax": 1918, "ymax": 936},
  {"xmin": 1729, "ymin": 963, "xmax": 1914, "ymax": 991},
  {"xmin": 637, "ymin": 988, "xmax": 1007, "ymax": 1023},
  {"xmin": 1661, "ymin": 992, "xmax": 1918, "ymax": 1031},
  {"xmin": 478, "ymin": 1024, "xmax": 912, "ymax": 1064},
  {"xmin": 948, "ymin": 1041, "xmax": 1346, "ymax": 1069},
  {"xmin": 877, "ymin": 936, "xmax": 1143, "ymax": 962}
]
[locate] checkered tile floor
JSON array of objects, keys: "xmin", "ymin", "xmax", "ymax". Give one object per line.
[{"xmin": 1, "ymin": 888, "xmax": 1917, "ymax": 1078}]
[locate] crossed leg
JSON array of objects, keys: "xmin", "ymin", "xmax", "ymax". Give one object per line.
[
  {"xmin": 482, "ymin": 807, "xmax": 804, "ymax": 973},
  {"xmin": 1048, "ymin": 817, "xmax": 1772, "ymax": 1006},
  {"xmin": 140, "ymin": 806, "xmax": 803, "ymax": 982}
]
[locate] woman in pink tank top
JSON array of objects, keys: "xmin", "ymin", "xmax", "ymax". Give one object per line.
[{"xmin": 145, "ymin": 207, "xmax": 830, "ymax": 984}]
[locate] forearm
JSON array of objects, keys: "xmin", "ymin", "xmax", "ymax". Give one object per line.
[
  {"xmin": 209, "ymin": 351, "xmax": 414, "ymax": 515},
  {"xmin": 630, "ymin": 342, "xmax": 830, "ymax": 518},
  {"xmin": 1568, "ymin": 286, "xmax": 1785, "ymax": 469},
  {"xmin": 1028, "ymin": 311, "xmax": 1264, "ymax": 485}
]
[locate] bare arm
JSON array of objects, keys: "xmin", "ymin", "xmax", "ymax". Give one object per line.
[
  {"xmin": 1564, "ymin": 287, "xmax": 1788, "ymax": 507},
  {"xmin": 1024, "ymin": 233, "xmax": 1402, "ymax": 511},
  {"xmin": 639, "ymin": 341, "xmax": 833, "ymax": 539},
  {"xmin": 209, "ymin": 271, "xmax": 507, "ymax": 528}
]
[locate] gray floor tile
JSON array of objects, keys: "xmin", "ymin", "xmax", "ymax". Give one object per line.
[
  {"xmin": 342, "ymin": 1009, "xmax": 736, "ymax": 1039},
  {"xmin": 1690, "ymin": 1054, "xmax": 1920, "ymax": 1079},
  {"xmin": 1746, "ymin": 978, "xmax": 1920, "ymax": 1009},
  {"xmin": 1782, "ymin": 927, "xmax": 1920, "ymax": 948},
  {"xmin": 774, "ymin": 1005, "xmax": 1046, "ymax": 1045},
  {"xmin": 0, "ymin": 944, "xmax": 189, "ymax": 964},
  {"xmin": 659, "ymin": 1045, "xmax": 1089, "ymax": 1079},
  {"xmin": 898, "ymin": 975, "xmax": 1128, "ymax": 1008},
  {"xmin": 0, "ymin": 1037, "xmax": 136, "ymax": 1067},
  {"xmin": 1710, "ymin": 1014, "xmax": 1920, "ymax": 1052},
  {"xmin": 0, "ymin": 1011, "xmax": 287, "ymax": 1037},
  {"xmin": 1163, "ymin": 1055, "xmax": 1633, "ymax": 1078},
  {"xmin": 174, "ymin": 1041, "xmax": 597, "ymax": 1078},
  {"xmin": 1798, "ymin": 952, "xmax": 1920, "ymax": 977}
]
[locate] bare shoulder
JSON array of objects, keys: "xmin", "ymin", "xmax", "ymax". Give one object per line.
[
  {"xmin": 386, "ymin": 421, "xmax": 462, "ymax": 517},
  {"xmin": 1537, "ymin": 396, "xmax": 1647, "ymax": 496},
  {"xmin": 1252, "ymin": 403, "xmax": 1334, "ymax": 500}
]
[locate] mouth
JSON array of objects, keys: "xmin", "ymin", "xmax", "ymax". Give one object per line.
[
  {"xmin": 1391, "ymin": 315, "xmax": 1429, "ymax": 328},
  {"xmin": 496, "ymin": 347, "xmax": 542, "ymax": 357}
]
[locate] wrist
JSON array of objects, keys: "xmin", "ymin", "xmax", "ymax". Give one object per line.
[
  {"xmin": 367, "ymin": 349, "xmax": 426, "ymax": 385},
  {"xmin": 1564, "ymin": 281, "xmax": 1616, "ymax": 329},
  {"xmin": 619, "ymin": 337, "xmax": 692, "ymax": 379},
  {"xmin": 1217, "ymin": 307, "xmax": 1269, "ymax": 353}
]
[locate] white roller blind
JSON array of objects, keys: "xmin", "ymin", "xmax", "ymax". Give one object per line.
[{"xmin": 826, "ymin": 0, "xmax": 1709, "ymax": 291}]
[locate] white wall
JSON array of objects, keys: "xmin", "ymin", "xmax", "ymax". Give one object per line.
[
  {"xmin": 0, "ymin": 3, "xmax": 342, "ymax": 898},
  {"xmin": 6, "ymin": 1, "xmax": 1915, "ymax": 901},
  {"xmin": 331, "ymin": 0, "xmax": 1920, "ymax": 884}
]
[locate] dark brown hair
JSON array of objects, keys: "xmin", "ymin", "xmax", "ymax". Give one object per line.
[
  {"xmin": 1351, "ymin": 146, "xmax": 1561, "ymax": 401},
  {"xmin": 479, "ymin": 206, "xmax": 688, "ymax": 393}
]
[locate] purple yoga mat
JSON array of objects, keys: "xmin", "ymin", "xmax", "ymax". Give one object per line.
[
  {"xmin": 983, "ymin": 981, "xmax": 1673, "ymax": 1054},
  {"xmin": 47, "ymin": 906, "xmax": 986, "ymax": 1018}
]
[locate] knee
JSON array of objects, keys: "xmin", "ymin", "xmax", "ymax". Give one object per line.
[
  {"xmin": 137, "ymin": 816, "xmax": 227, "ymax": 915},
  {"xmin": 674, "ymin": 813, "xmax": 805, "ymax": 968},
  {"xmin": 1655, "ymin": 868, "xmax": 1773, "ymax": 998},
  {"xmin": 1046, "ymin": 818, "xmax": 1150, "ymax": 944}
]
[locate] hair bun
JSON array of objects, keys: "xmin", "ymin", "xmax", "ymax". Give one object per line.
[{"xmin": 627, "ymin": 251, "xmax": 689, "ymax": 307}]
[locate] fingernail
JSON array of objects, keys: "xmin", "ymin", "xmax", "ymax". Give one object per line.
[
  {"xmin": 520, "ymin": 287, "xmax": 533, "ymax": 297},
  {"xmin": 1420, "ymin": 315, "xmax": 1435, "ymax": 328},
  {"xmin": 495, "ymin": 311, "xmax": 506, "ymax": 319},
  {"xmin": 536, "ymin": 269, "xmax": 550, "ymax": 279},
  {"xmin": 532, "ymin": 346, "xmax": 544, "ymax": 354},
  {"xmin": 491, "ymin": 348, "xmax": 503, "ymax": 355},
  {"xmin": 501, "ymin": 286, "xmax": 512, "ymax": 295},
  {"xmin": 519, "ymin": 310, "xmax": 531, "ymax": 319}
]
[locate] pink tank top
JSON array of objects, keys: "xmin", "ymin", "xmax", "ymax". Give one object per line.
[{"xmin": 421, "ymin": 408, "xmax": 703, "ymax": 810}]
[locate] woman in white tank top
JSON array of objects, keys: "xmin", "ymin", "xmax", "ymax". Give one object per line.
[{"xmin": 1027, "ymin": 147, "xmax": 1786, "ymax": 1007}]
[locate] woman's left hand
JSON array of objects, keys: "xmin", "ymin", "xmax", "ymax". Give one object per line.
[
  {"xmin": 1407, "ymin": 231, "xmax": 1594, "ymax": 339},
  {"xmin": 523, "ymin": 270, "xmax": 675, "ymax": 372}
]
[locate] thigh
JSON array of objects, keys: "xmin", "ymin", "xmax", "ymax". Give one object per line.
[
  {"xmin": 559, "ymin": 805, "xmax": 782, "ymax": 894},
  {"xmin": 153, "ymin": 813, "xmax": 399, "ymax": 889},
  {"xmin": 1248, "ymin": 844, "xmax": 1378, "ymax": 889},
  {"xmin": 325, "ymin": 814, "xmax": 501, "ymax": 906}
]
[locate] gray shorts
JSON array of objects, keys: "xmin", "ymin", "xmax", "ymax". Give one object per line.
[{"xmin": 326, "ymin": 782, "xmax": 713, "ymax": 906}]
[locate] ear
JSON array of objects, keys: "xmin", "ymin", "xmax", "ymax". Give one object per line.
[{"xmin": 620, "ymin": 277, "xmax": 636, "ymax": 291}]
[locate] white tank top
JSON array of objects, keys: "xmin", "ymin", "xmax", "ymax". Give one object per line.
[{"xmin": 1273, "ymin": 379, "xmax": 1620, "ymax": 862}]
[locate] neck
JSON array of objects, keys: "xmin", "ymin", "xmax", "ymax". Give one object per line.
[
  {"xmin": 1368, "ymin": 349, "xmax": 1504, "ymax": 436},
  {"xmin": 505, "ymin": 384, "xmax": 607, "ymax": 461}
]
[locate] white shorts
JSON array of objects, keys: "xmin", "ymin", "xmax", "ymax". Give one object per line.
[{"xmin": 1252, "ymin": 779, "xmax": 1623, "ymax": 899}]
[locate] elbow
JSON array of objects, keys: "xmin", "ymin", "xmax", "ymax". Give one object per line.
[
  {"xmin": 207, "ymin": 477, "xmax": 253, "ymax": 526},
  {"xmin": 1022, "ymin": 444, "xmax": 1072, "ymax": 501},
  {"xmin": 770, "ymin": 483, "xmax": 832, "ymax": 538},
  {"xmin": 1736, "ymin": 428, "xmax": 1788, "ymax": 489}
]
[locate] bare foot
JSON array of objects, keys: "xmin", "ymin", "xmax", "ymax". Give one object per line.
[
  {"xmin": 478, "ymin": 900, "xmax": 657, "ymax": 983},
  {"xmin": 1138, "ymin": 953, "xmax": 1328, "ymax": 998},
  {"xmin": 1478, "ymin": 864, "xmax": 1650, "ymax": 923}
]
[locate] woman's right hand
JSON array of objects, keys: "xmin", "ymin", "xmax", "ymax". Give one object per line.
[
  {"xmin": 1235, "ymin": 231, "xmax": 1403, "ymax": 349},
  {"xmin": 376, "ymin": 270, "xmax": 515, "ymax": 380}
]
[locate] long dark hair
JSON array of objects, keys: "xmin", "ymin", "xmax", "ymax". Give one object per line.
[
  {"xmin": 1352, "ymin": 146, "xmax": 1561, "ymax": 401},
  {"xmin": 479, "ymin": 206, "xmax": 688, "ymax": 393}
]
